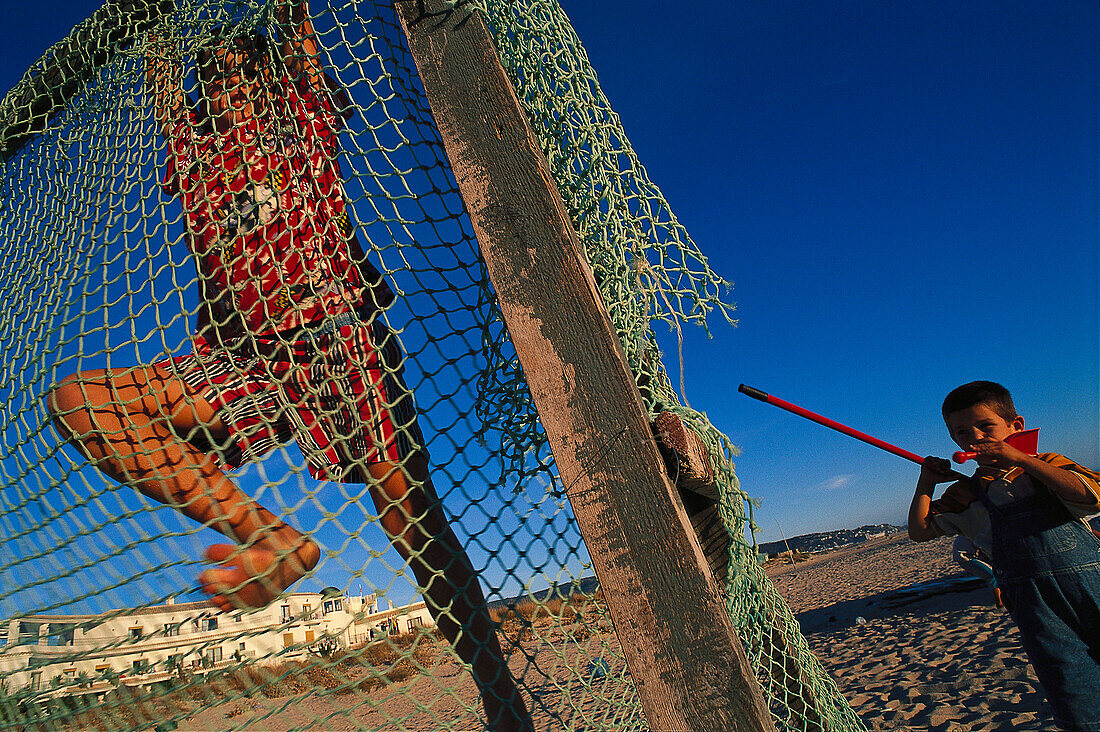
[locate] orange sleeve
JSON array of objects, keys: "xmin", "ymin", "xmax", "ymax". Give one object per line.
[{"xmin": 1040, "ymin": 453, "xmax": 1100, "ymax": 508}]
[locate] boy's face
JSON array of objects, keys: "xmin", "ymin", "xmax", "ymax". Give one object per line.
[
  {"xmin": 945, "ymin": 403, "xmax": 1025, "ymax": 451},
  {"xmin": 202, "ymin": 45, "xmax": 265, "ymax": 126}
]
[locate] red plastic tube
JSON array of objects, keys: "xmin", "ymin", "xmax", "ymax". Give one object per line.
[{"xmin": 738, "ymin": 384, "xmax": 928, "ymax": 465}]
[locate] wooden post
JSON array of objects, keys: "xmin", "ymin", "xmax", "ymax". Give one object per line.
[{"xmin": 395, "ymin": 3, "xmax": 774, "ymax": 730}]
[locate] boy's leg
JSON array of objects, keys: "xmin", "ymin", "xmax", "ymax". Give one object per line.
[
  {"xmin": 366, "ymin": 455, "xmax": 532, "ymax": 732},
  {"xmin": 316, "ymin": 317, "xmax": 531, "ymax": 728},
  {"xmin": 1003, "ymin": 574, "xmax": 1100, "ymax": 730},
  {"xmin": 47, "ymin": 365, "xmax": 319, "ymax": 610}
]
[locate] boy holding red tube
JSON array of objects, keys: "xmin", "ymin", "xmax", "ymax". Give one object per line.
[{"xmin": 908, "ymin": 380, "xmax": 1100, "ymax": 730}]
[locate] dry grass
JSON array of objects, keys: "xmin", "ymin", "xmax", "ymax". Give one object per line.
[
  {"xmin": 490, "ymin": 592, "xmax": 607, "ymax": 648},
  {"xmin": 331, "ymin": 630, "xmax": 445, "ymax": 694},
  {"xmin": 565, "ymin": 625, "xmax": 592, "ymax": 643},
  {"xmin": 490, "ymin": 591, "xmax": 602, "ymax": 625},
  {"xmin": 53, "ymin": 632, "xmax": 449, "ymax": 729},
  {"xmin": 765, "ymin": 549, "xmax": 814, "ymax": 567}
]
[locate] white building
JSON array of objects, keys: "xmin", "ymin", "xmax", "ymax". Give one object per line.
[{"xmin": 0, "ymin": 589, "xmax": 435, "ymax": 698}]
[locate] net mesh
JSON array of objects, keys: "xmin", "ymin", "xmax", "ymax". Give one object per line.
[{"xmin": 0, "ymin": 1, "xmax": 864, "ymax": 730}]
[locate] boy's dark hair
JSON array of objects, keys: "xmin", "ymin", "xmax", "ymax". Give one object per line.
[
  {"xmin": 942, "ymin": 381, "xmax": 1017, "ymax": 422},
  {"xmin": 195, "ymin": 28, "xmax": 272, "ymax": 101}
]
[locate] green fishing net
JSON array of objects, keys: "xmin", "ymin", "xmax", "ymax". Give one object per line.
[{"xmin": 0, "ymin": 1, "xmax": 863, "ymax": 729}]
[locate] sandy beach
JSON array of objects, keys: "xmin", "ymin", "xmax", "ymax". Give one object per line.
[
  {"xmin": 768, "ymin": 532, "xmax": 1055, "ymax": 730},
  {"xmin": 139, "ymin": 532, "xmax": 1055, "ymax": 731}
]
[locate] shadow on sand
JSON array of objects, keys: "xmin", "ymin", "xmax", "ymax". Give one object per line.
[{"xmin": 796, "ymin": 573, "xmax": 993, "ymax": 634}]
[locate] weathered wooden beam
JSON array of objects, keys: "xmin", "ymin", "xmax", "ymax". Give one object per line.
[{"xmin": 395, "ymin": 3, "xmax": 774, "ymax": 730}]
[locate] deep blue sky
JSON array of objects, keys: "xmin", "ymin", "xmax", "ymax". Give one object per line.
[
  {"xmin": 1, "ymin": 0, "xmax": 1096, "ymax": 552},
  {"xmin": 557, "ymin": 0, "xmax": 1099, "ymax": 540}
]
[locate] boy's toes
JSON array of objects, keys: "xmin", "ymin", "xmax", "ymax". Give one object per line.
[
  {"xmin": 199, "ymin": 567, "xmax": 239, "ymax": 596},
  {"xmin": 199, "ymin": 572, "xmax": 247, "ymax": 612},
  {"xmin": 196, "ymin": 544, "xmax": 311, "ymax": 612},
  {"xmin": 204, "ymin": 543, "xmax": 237, "ymax": 564},
  {"xmin": 199, "ymin": 569, "xmax": 225, "ymax": 595}
]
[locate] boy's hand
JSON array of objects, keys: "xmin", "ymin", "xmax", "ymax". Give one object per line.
[
  {"xmin": 910, "ymin": 456, "xmax": 954, "ymax": 541},
  {"xmin": 919, "ymin": 456, "xmax": 956, "ymax": 485},
  {"xmin": 968, "ymin": 438, "xmax": 1029, "ymax": 470}
]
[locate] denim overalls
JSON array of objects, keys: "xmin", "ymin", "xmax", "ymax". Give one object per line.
[{"xmin": 979, "ymin": 468, "xmax": 1100, "ymax": 730}]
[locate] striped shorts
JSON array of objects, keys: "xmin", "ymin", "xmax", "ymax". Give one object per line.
[{"xmin": 163, "ymin": 314, "xmax": 424, "ymax": 483}]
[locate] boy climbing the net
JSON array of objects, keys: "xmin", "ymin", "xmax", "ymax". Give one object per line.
[{"xmin": 46, "ymin": 2, "xmax": 531, "ymax": 728}]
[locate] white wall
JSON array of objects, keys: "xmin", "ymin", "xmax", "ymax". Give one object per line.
[{"xmin": 0, "ymin": 590, "xmax": 438, "ymax": 696}]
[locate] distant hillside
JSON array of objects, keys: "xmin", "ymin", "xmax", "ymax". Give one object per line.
[
  {"xmin": 486, "ymin": 525, "xmax": 905, "ymax": 607},
  {"xmin": 757, "ymin": 523, "xmax": 905, "ymax": 557},
  {"xmin": 488, "ymin": 575, "xmax": 601, "ymax": 610}
]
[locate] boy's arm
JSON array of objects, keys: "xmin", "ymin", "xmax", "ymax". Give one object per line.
[
  {"xmin": 970, "ymin": 440, "xmax": 1100, "ymax": 508},
  {"xmin": 275, "ymin": 0, "xmax": 326, "ymax": 94},
  {"xmin": 145, "ymin": 34, "xmax": 185, "ymax": 138},
  {"xmin": 908, "ymin": 456, "xmax": 954, "ymax": 541}
]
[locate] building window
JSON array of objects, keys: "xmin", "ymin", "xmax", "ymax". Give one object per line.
[
  {"xmin": 238, "ymin": 641, "xmax": 246, "ymax": 652},
  {"xmin": 303, "ymin": 604, "xmax": 312, "ymax": 619},
  {"xmin": 128, "ymin": 627, "xmax": 143, "ymax": 641},
  {"xmin": 18, "ymin": 622, "xmax": 40, "ymax": 646},
  {"xmin": 334, "ymin": 599, "xmax": 342, "ymax": 611},
  {"xmin": 205, "ymin": 647, "xmax": 223, "ymax": 663},
  {"xmin": 305, "ymin": 630, "xmax": 316, "ymax": 643},
  {"xmin": 47, "ymin": 624, "xmax": 75, "ymax": 646},
  {"xmin": 234, "ymin": 613, "xmax": 243, "ymax": 623},
  {"xmin": 323, "ymin": 600, "xmax": 333, "ymax": 614},
  {"xmin": 408, "ymin": 616, "xmax": 424, "ymax": 631},
  {"xmin": 132, "ymin": 659, "xmax": 150, "ymax": 674},
  {"xmin": 205, "ymin": 618, "xmax": 218, "ymax": 632},
  {"xmin": 281, "ymin": 605, "xmax": 292, "ymax": 623},
  {"xmin": 164, "ymin": 623, "xmax": 180, "ymax": 637},
  {"xmin": 282, "ymin": 633, "xmax": 295, "ymax": 649}
]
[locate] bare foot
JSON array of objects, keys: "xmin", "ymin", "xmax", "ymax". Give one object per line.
[{"xmin": 199, "ymin": 540, "xmax": 320, "ymax": 612}]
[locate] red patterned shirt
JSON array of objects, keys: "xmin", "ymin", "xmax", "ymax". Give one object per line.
[{"xmin": 164, "ymin": 74, "xmax": 390, "ymax": 337}]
